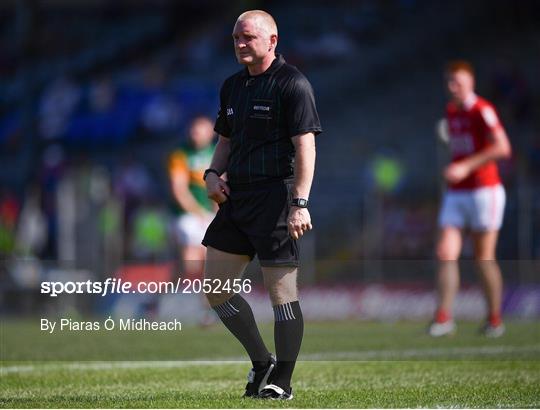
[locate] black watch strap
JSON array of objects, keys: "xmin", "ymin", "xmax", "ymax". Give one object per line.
[
  {"xmin": 291, "ymin": 198, "xmax": 309, "ymax": 208},
  {"xmin": 203, "ymin": 168, "xmax": 220, "ymax": 181}
]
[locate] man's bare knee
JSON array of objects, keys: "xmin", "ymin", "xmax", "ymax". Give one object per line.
[
  {"xmin": 474, "ymin": 252, "xmax": 496, "ymax": 262},
  {"xmin": 436, "ymin": 242, "xmax": 460, "ymax": 261},
  {"xmin": 204, "ymin": 246, "xmax": 250, "ymax": 306},
  {"xmin": 262, "ymin": 266, "xmax": 298, "ymax": 305},
  {"xmin": 204, "ymin": 246, "xmax": 250, "ymax": 279},
  {"xmin": 436, "ymin": 227, "xmax": 462, "ymax": 261},
  {"xmin": 472, "ymin": 231, "xmax": 498, "ymax": 261},
  {"xmin": 436, "ymin": 238, "xmax": 461, "ymax": 261},
  {"xmin": 205, "ymin": 291, "xmax": 234, "ymax": 307}
]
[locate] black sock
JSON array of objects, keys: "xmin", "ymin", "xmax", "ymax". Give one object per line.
[
  {"xmin": 272, "ymin": 301, "xmax": 303, "ymax": 391},
  {"xmin": 213, "ymin": 294, "xmax": 270, "ymax": 369}
]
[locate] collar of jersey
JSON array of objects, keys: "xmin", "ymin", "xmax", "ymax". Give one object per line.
[
  {"xmin": 463, "ymin": 93, "xmax": 478, "ymax": 111},
  {"xmin": 241, "ymin": 53, "xmax": 285, "ymax": 78}
]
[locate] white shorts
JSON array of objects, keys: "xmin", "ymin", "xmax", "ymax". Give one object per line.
[
  {"xmin": 174, "ymin": 213, "xmax": 214, "ymax": 246},
  {"xmin": 438, "ymin": 184, "xmax": 506, "ymax": 231}
]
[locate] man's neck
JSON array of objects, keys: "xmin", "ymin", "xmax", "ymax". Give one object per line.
[
  {"xmin": 247, "ymin": 54, "xmax": 276, "ymax": 76},
  {"xmin": 456, "ymin": 92, "xmax": 477, "ymax": 110}
]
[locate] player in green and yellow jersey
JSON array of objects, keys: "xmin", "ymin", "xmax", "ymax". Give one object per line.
[{"xmin": 168, "ymin": 116, "xmax": 216, "ymax": 281}]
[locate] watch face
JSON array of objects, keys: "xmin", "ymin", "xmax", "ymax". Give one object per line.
[{"xmin": 298, "ymin": 199, "xmax": 307, "ymax": 207}]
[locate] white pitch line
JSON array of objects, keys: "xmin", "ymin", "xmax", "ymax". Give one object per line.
[
  {"xmin": 0, "ymin": 360, "xmax": 247, "ymax": 375},
  {"xmin": 301, "ymin": 344, "xmax": 540, "ymax": 360},
  {"xmin": 1, "ymin": 345, "xmax": 539, "ymax": 375}
]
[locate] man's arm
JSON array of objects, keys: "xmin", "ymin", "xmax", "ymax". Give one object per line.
[
  {"xmin": 209, "ymin": 135, "xmax": 230, "ymax": 175},
  {"xmin": 288, "ymin": 132, "xmax": 316, "ymax": 239},
  {"xmin": 436, "ymin": 118, "xmax": 450, "ymax": 144},
  {"xmin": 291, "ymin": 132, "xmax": 316, "ymax": 198},
  {"xmin": 460, "ymin": 127, "xmax": 512, "ymax": 169},
  {"xmin": 445, "ymin": 128, "xmax": 512, "ymax": 184},
  {"xmin": 170, "ymin": 170, "xmax": 208, "ymax": 216},
  {"xmin": 205, "ymin": 135, "xmax": 231, "ymax": 203}
]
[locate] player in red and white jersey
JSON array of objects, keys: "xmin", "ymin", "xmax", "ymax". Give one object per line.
[{"xmin": 429, "ymin": 61, "xmax": 512, "ymax": 338}]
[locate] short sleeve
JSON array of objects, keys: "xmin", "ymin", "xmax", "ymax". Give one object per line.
[
  {"xmin": 168, "ymin": 150, "xmax": 188, "ymax": 177},
  {"xmin": 214, "ymin": 81, "xmax": 231, "ymax": 138},
  {"xmin": 283, "ymin": 75, "xmax": 322, "ymax": 137},
  {"xmin": 479, "ymin": 104, "xmax": 503, "ymax": 133}
]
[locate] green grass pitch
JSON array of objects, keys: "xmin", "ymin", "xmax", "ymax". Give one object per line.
[{"xmin": 1, "ymin": 320, "xmax": 539, "ymax": 408}]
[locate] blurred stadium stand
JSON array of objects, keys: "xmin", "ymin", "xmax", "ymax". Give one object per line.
[{"xmin": 0, "ymin": 0, "xmax": 539, "ymax": 318}]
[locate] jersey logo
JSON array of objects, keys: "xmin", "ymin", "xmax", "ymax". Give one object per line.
[
  {"xmin": 226, "ymin": 107, "xmax": 234, "ymax": 116},
  {"xmin": 249, "ymin": 99, "xmax": 273, "ymax": 120},
  {"xmin": 450, "ymin": 133, "xmax": 474, "ymax": 155},
  {"xmin": 481, "ymin": 106, "xmax": 498, "ymax": 128},
  {"xmin": 450, "ymin": 118, "xmax": 470, "ymax": 133}
]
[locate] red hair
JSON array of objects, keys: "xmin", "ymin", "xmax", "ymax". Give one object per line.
[{"xmin": 445, "ymin": 60, "xmax": 475, "ymax": 77}]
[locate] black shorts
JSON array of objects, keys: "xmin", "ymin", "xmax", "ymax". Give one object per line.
[{"xmin": 202, "ymin": 178, "xmax": 298, "ymax": 267}]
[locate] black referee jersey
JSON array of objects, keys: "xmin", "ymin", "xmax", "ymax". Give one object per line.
[{"xmin": 214, "ymin": 54, "xmax": 322, "ymax": 186}]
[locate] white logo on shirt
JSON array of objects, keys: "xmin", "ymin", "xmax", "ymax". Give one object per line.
[
  {"xmin": 226, "ymin": 107, "xmax": 234, "ymax": 116},
  {"xmin": 481, "ymin": 107, "xmax": 498, "ymax": 128}
]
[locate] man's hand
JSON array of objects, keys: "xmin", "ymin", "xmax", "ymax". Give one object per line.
[
  {"xmin": 444, "ymin": 161, "xmax": 472, "ymax": 184},
  {"xmin": 205, "ymin": 173, "xmax": 230, "ymax": 204},
  {"xmin": 287, "ymin": 207, "xmax": 312, "ymax": 240}
]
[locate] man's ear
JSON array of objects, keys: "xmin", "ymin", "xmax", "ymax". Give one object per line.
[{"xmin": 269, "ymin": 34, "xmax": 278, "ymax": 51}]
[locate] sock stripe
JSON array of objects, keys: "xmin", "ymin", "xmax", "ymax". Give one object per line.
[
  {"xmin": 287, "ymin": 303, "xmax": 296, "ymax": 320},
  {"xmin": 225, "ymin": 300, "xmax": 239, "ymax": 316},
  {"xmin": 215, "ymin": 304, "xmax": 225, "ymax": 317},
  {"xmin": 214, "ymin": 300, "xmax": 240, "ymax": 318},
  {"xmin": 273, "ymin": 302, "xmax": 296, "ymax": 322}
]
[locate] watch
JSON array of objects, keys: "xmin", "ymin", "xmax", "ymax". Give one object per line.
[
  {"xmin": 203, "ymin": 168, "xmax": 220, "ymax": 181},
  {"xmin": 291, "ymin": 198, "xmax": 309, "ymax": 208}
]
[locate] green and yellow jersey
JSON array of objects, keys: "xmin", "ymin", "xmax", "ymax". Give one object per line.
[{"xmin": 168, "ymin": 143, "xmax": 215, "ymax": 213}]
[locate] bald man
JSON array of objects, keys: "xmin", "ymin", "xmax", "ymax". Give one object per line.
[{"xmin": 201, "ymin": 10, "xmax": 322, "ymax": 400}]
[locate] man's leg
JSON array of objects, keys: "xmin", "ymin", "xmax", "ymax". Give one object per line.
[
  {"xmin": 261, "ymin": 266, "xmax": 302, "ymax": 394},
  {"xmin": 182, "ymin": 244, "xmax": 215, "ymax": 326},
  {"xmin": 204, "ymin": 246, "xmax": 271, "ymax": 368},
  {"xmin": 182, "ymin": 245, "xmax": 205, "ymax": 278},
  {"xmin": 178, "ymin": 213, "xmax": 211, "ymax": 279},
  {"xmin": 178, "ymin": 214, "xmax": 215, "ymax": 326},
  {"xmin": 472, "ymin": 230, "xmax": 504, "ymax": 335},
  {"xmin": 430, "ymin": 226, "xmax": 463, "ymax": 336}
]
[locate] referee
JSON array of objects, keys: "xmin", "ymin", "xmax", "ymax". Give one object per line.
[{"xmin": 202, "ymin": 10, "xmax": 322, "ymax": 400}]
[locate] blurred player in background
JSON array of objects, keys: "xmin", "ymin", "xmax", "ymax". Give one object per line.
[
  {"xmin": 168, "ymin": 116, "xmax": 216, "ymax": 324},
  {"xmin": 430, "ymin": 61, "xmax": 512, "ymax": 338}
]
